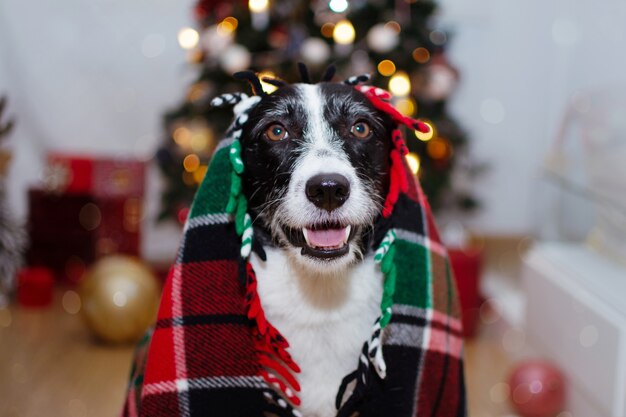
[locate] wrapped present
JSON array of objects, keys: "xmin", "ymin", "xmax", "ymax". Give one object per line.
[
  {"xmin": 17, "ymin": 267, "xmax": 55, "ymax": 308},
  {"xmin": 45, "ymin": 153, "xmax": 145, "ymax": 197},
  {"xmin": 26, "ymin": 188, "xmax": 143, "ymax": 284}
]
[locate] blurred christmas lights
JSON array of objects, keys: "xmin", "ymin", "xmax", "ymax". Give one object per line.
[
  {"xmin": 178, "ymin": 27, "xmax": 200, "ymax": 50},
  {"xmin": 248, "ymin": 0, "xmax": 269, "ymax": 13},
  {"xmin": 173, "ymin": 126, "xmax": 192, "ymax": 147},
  {"xmin": 384, "ymin": 21, "xmax": 401, "ymax": 33},
  {"xmin": 62, "ymin": 290, "xmax": 81, "ymax": 315},
  {"xmin": 321, "ymin": 22, "xmax": 335, "ymax": 38},
  {"xmin": 217, "ymin": 17, "xmax": 238, "ymax": 36},
  {"xmin": 193, "ymin": 165, "xmax": 208, "ymax": 183},
  {"xmin": 412, "ymin": 47, "xmax": 430, "ymax": 64},
  {"xmin": 333, "ymin": 20, "xmax": 355, "ymax": 45},
  {"xmin": 388, "ymin": 71, "xmax": 411, "ymax": 96},
  {"xmin": 183, "ymin": 154, "xmax": 200, "ymax": 172},
  {"xmin": 395, "ymin": 97, "xmax": 415, "ymax": 116},
  {"xmin": 377, "ymin": 60, "xmax": 396, "ymax": 76},
  {"xmin": 367, "ymin": 23, "xmax": 399, "ymax": 53},
  {"xmin": 249, "ymin": 0, "xmax": 269, "ymax": 29},
  {"xmin": 406, "ymin": 153, "xmax": 420, "ymax": 174},
  {"xmin": 429, "ymin": 30, "xmax": 447, "ymax": 46},
  {"xmin": 427, "ymin": 137, "xmax": 451, "ymax": 160},
  {"xmin": 329, "ymin": 0, "xmax": 349, "ymax": 13}
]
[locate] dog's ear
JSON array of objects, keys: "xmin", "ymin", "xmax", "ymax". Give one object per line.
[
  {"xmin": 321, "ymin": 64, "xmax": 337, "ymax": 82},
  {"xmin": 233, "ymin": 71, "xmax": 268, "ymax": 97}
]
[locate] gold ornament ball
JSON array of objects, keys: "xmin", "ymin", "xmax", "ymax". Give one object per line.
[{"xmin": 80, "ymin": 256, "xmax": 161, "ymax": 344}]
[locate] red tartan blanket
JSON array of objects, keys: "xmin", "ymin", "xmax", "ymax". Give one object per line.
[{"xmin": 121, "ymin": 75, "xmax": 466, "ymax": 417}]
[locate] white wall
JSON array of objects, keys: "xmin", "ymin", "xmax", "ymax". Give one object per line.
[
  {"xmin": 438, "ymin": 0, "xmax": 626, "ymax": 234},
  {"xmin": 0, "ymin": 0, "xmax": 195, "ymax": 261}
]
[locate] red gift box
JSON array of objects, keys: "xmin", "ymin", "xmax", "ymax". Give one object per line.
[
  {"xmin": 27, "ymin": 188, "xmax": 143, "ymax": 284},
  {"xmin": 448, "ymin": 247, "xmax": 483, "ymax": 338},
  {"xmin": 46, "ymin": 153, "xmax": 145, "ymax": 197},
  {"xmin": 17, "ymin": 267, "xmax": 55, "ymax": 308}
]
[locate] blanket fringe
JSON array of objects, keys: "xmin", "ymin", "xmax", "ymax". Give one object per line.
[{"xmin": 246, "ymin": 263, "xmax": 302, "ymax": 406}]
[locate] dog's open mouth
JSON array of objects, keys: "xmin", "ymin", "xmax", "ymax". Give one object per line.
[{"xmin": 282, "ymin": 223, "xmax": 357, "ymax": 259}]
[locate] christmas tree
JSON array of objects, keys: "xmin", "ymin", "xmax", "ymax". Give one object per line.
[
  {"xmin": 0, "ymin": 97, "xmax": 26, "ymax": 307},
  {"xmin": 156, "ymin": 0, "xmax": 477, "ymax": 224}
]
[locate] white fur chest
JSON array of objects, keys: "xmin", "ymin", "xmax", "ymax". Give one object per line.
[{"xmin": 250, "ymin": 248, "xmax": 383, "ymax": 417}]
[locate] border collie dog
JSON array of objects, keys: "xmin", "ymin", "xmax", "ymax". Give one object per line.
[{"xmin": 240, "ymin": 82, "xmax": 395, "ymax": 417}]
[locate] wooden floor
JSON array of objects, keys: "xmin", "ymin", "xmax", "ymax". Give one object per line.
[{"xmin": 0, "ymin": 290, "xmax": 515, "ymax": 417}]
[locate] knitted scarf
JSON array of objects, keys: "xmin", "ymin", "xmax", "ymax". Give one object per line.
[{"xmin": 121, "ymin": 77, "xmax": 466, "ymax": 417}]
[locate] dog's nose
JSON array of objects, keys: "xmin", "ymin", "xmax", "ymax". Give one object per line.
[{"xmin": 305, "ymin": 173, "xmax": 350, "ymax": 211}]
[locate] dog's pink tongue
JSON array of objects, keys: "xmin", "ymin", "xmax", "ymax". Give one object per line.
[{"xmin": 306, "ymin": 227, "xmax": 346, "ymax": 248}]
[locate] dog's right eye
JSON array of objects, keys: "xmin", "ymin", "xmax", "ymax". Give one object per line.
[{"xmin": 265, "ymin": 124, "xmax": 288, "ymax": 141}]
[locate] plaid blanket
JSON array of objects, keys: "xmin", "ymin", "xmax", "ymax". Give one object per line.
[{"xmin": 121, "ymin": 78, "xmax": 466, "ymax": 417}]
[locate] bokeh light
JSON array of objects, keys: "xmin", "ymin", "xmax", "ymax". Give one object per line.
[
  {"xmin": 405, "ymin": 152, "xmax": 420, "ymax": 174},
  {"xmin": 182, "ymin": 171, "xmax": 195, "ymax": 186},
  {"xmin": 321, "ymin": 22, "xmax": 335, "ymax": 38},
  {"xmin": 217, "ymin": 17, "xmax": 238, "ymax": 36},
  {"xmin": 427, "ymin": 137, "xmax": 451, "ymax": 160},
  {"xmin": 384, "ymin": 21, "xmax": 401, "ymax": 34},
  {"xmin": 190, "ymin": 129, "xmax": 213, "ymax": 152},
  {"xmin": 377, "ymin": 59, "xmax": 396, "ymax": 76},
  {"xmin": 193, "ymin": 165, "xmax": 208, "ymax": 183},
  {"xmin": 177, "ymin": 27, "xmax": 199, "ymax": 50},
  {"xmin": 396, "ymin": 97, "xmax": 415, "ymax": 116},
  {"xmin": 333, "ymin": 20, "xmax": 355, "ymax": 45},
  {"xmin": 388, "ymin": 71, "xmax": 411, "ymax": 96},
  {"xmin": 412, "ymin": 47, "xmax": 430, "ymax": 64},
  {"xmin": 429, "ymin": 29, "xmax": 447, "ymax": 45},
  {"xmin": 79, "ymin": 203, "xmax": 102, "ymax": 231},
  {"xmin": 248, "ymin": 0, "xmax": 269, "ymax": 13},
  {"xmin": 329, "ymin": 0, "xmax": 349, "ymax": 13},
  {"xmin": 183, "ymin": 154, "xmax": 200, "ymax": 172},
  {"xmin": 187, "ymin": 82, "xmax": 208, "ymax": 102},
  {"xmin": 62, "ymin": 290, "xmax": 81, "ymax": 315}
]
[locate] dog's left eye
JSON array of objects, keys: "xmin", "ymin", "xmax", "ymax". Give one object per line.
[
  {"xmin": 265, "ymin": 124, "xmax": 288, "ymax": 141},
  {"xmin": 350, "ymin": 121, "xmax": 371, "ymax": 139}
]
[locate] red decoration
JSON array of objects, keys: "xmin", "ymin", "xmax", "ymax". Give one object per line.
[
  {"xmin": 46, "ymin": 154, "xmax": 145, "ymax": 198},
  {"xmin": 17, "ymin": 267, "xmax": 55, "ymax": 308},
  {"xmin": 177, "ymin": 207, "xmax": 191, "ymax": 225},
  {"xmin": 508, "ymin": 361, "xmax": 566, "ymax": 417},
  {"xmin": 448, "ymin": 247, "xmax": 483, "ymax": 338}
]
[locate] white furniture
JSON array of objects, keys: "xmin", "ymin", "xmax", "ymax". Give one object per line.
[{"xmin": 522, "ymin": 242, "xmax": 626, "ymax": 417}]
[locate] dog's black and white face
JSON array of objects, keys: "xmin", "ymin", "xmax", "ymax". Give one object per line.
[{"xmin": 240, "ymin": 83, "xmax": 394, "ymax": 273}]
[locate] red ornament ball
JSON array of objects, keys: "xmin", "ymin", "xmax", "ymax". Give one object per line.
[{"xmin": 508, "ymin": 360, "xmax": 566, "ymax": 417}]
